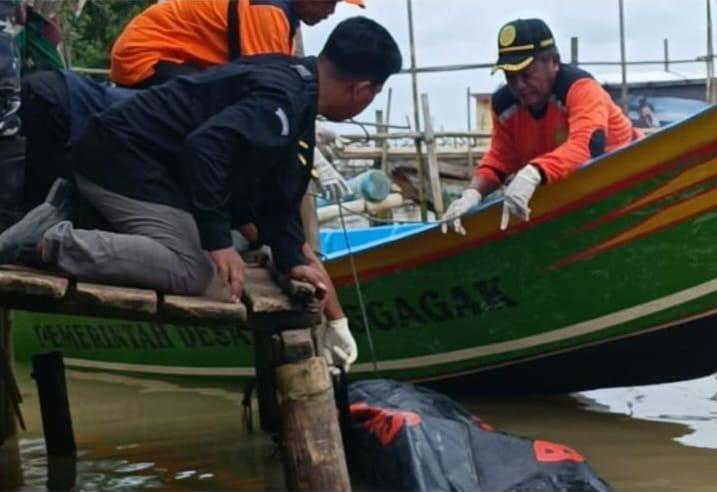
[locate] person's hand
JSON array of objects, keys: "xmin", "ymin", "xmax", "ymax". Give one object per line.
[
  {"xmin": 291, "ymin": 264, "xmax": 328, "ymax": 311},
  {"xmin": 316, "ymin": 125, "xmax": 344, "ymax": 162},
  {"xmin": 317, "ymin": 317, "xmax": 358, "ymax": 373},
  {"xmin": 209, "ymin": 247, "xmax": 245, "ymax": 302},
  {"xmin": 441, "ymin": 188, "xmax": 482, "ymax": 235},
  {"xmin": 500, "ymin": 164, "xmax": 542, "ymax": 230},
  {"xmin": 314, "ymin": 148, "xmax": 350, "ymax": 202}
]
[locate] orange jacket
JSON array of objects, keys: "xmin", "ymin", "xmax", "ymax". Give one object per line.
[
  {"xmin": 478, "ymin": 64, "xmax": 640, "ymax": 185},
  {"xmin": 111, "ymin": 0, "xmax": 298, "ymax": 86}
]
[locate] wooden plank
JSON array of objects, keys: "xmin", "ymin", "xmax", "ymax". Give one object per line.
[
  {"xmin": 0, "ymin": 269, "xmax": 68, "ymax": 299},
  {"xmin": 335, "ymin": 146, "xmax": 487, "ymax": 161},
  {"xmin": 162, "ymin": 295, "xmax": 247, "ymax": 322},
  {"xmin": 73, "ymin": 283, "xmax": 157, "ymax": 314},
  {"xmin": 244, "ymin": 266, "xmax": 317, "ymax": 314},
  {"xmin": 244, "ymin": 267, "xmax": 293, "ymax": 313}
]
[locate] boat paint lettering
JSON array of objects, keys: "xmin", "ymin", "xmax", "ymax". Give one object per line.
[
  {"xmin": 32, "ymin": 323, "xmax": 251, "ymax": 350},
  {"xmin": 344, "ymin": 277, "xmax": 517, "ymax": 331},
  {"xmin": 175, "ymin": 326, "xmax": 249, "ymax": 347}
]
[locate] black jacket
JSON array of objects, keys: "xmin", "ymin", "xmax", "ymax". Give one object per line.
[{"xmin": 73, "ymin": 55, "xmax": 318, "ymax": 271}]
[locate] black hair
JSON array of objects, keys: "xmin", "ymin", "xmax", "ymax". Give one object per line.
[{"xmin": 320, "ymin": 16, "xmax": 402, "ymax": 85}]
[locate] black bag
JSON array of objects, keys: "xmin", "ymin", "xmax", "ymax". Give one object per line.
[{"xmin": 346, "ymin": 379, "xmax": 612, "ymax": 492}]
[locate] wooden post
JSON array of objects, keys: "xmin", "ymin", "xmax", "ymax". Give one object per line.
[
  {"xmin": 32, "ymin": 351, "xmax": 77, "ymax": 490},
  {"xmin": 0, "ymin": 434, "xmax": 22, "ymax": 490},
  {"xmin": 380, "ymin": 88, "xmax": 393, "ymax": 175},
  {"xmin": 252, "ymin": 326, "xmax": 280, "ymax": 435},
  {"xmin": 421, "ymin": 93, "xmax": 444, "ymax": 216},
  {"xmin": 618, "ymin": 0, "xmax": 629, "ymax": 113},
  {"xmin": 0, "ymin": 308, "xmax": 15, "ymax": 445},
  {"xmin": 375, "ymin": 109, "xmax": 385, "ymax": 170},
  {"xmin": 276, "ymin": 329, "xmax": 350, "ymax": 492},
  {"xmin": 406, "ymin": 0, "xmax": 427, "ymax": 220}
]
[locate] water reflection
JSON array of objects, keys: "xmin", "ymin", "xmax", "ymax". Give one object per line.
[
  {"xmin": 580, "ymin": 374, "xmax": 717, "ymax": 449},
  {"xmin": 5, "ymin": 364, "xmax": 717, "ymax": 491}
]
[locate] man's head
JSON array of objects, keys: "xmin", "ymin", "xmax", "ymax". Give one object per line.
[
  {"xmin": 317, "ymin": 16, "xmax": 402, "ymax": 121},
  {"xmin": 293, "ymin": 0, "xmax": 365, "ymax": 26},
  {"xmin": 492, "ymin": 18, "xmax": 560, "ymax": 111}
]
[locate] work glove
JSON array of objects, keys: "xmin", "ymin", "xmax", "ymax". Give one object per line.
[
  {"xmin": 441, "ymin": 188, "xmax": 482, "ymax": 235},
  {"xmin": 317, "ymin": 317, "xmax": 358, "ymax": 373},
  {"xmin": 500, "ymin": 164, "xmax": 542, "ymax": 230},
  {"xmin": 314, "ymin": 147, "xmax": 350, "ymax": 202},
  {"xmin": 316, "ymin": 125, "xmax": 344, "ymax": 162}
]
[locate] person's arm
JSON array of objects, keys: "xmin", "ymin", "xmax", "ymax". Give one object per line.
[
  {"xmin": 442, "ymin": 110, "xmax": 520, "ymax": 234},
  {"xmin": 298, "ymin": 243, "xmax": 344, "ymax": 320},
  {"xmin": 182, "ymin": 95, "xmax": 294, "ymax": 299},
  {"xmin": 530, "ymin": 78, "xmax": 610, "ymax": 182},
  {"xmin": 257, "ymin": 205, "xmax": 307, "ymax": 273}
]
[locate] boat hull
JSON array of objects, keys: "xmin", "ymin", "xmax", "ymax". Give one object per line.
[{"xmin": 13, "ymin": 105, "xmax": 717, "ymax": 392}]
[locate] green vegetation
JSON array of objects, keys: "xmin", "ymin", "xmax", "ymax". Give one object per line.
[{"xmin": 62, "ymin": 0, "xmax": 153, "ymax": 69}]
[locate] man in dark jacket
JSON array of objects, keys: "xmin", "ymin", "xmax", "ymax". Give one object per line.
[{"xmin": 1, "ymin": 16, "xmax": 402, "ymax": 372}]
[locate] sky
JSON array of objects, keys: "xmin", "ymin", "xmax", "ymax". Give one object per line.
[{"xmin": 302, "ymin": 0, "xmax": 715, "ymax": 131}]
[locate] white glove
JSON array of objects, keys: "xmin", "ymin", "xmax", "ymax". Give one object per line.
[
  {"xmin": 314, "ymin": 148, "xmax": 350, "ymax": 202},
  {"xmin": 500, "ymin": 164, "xmax": 542, "ymax": 230},
  {"xmin": 441, "ymin": 188, "xmax": 482, "ymax": 235},
  {"xmin": 318, "ymin": 317, "xmax": 358, "ymax": 373},
  {"xmin": 315, "ymin": 125, "xmax": 344, "ymax": 162}
]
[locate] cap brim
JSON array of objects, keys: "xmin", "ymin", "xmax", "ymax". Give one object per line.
[
  {"xmin": 343, "ymin": 0, "xmax": 365, "ymax": 7},
  {"xmin": 491, "ymin": 55, "xmax": 534, "ymax": 75}
]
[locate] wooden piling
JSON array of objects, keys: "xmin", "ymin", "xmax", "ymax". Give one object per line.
[
  {"xmin": 32, "ymin": 351, "xmax": 77, "ymax": 490},
  {"xmin": 276, "ymin": 329, "xmax": 351, "ymax": 492},
  {"xmin": 32, "ymin": 351, "xmax": 77, "ymax": 456},
  {"xmin": 0, "ymin": 308, "xmax": 15, "ymax": 445}
]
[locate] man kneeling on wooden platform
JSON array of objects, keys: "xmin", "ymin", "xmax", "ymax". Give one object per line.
[{"xmin": 0, "ymin": 16, "xmax": 402, "ymax": 373}]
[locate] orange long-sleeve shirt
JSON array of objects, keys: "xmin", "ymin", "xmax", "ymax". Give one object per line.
[
  {"xmin": 111, "ymin": 0, "xmax": 297, "ymax": 86},
  {"xmin": 478, "ymin": 64, "xmax": 640, "ymax": 185}
]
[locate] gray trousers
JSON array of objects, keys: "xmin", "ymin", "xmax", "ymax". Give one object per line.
[{"xmin": 42, "ymin": 174, "xmax": 219, "ymax": 297}]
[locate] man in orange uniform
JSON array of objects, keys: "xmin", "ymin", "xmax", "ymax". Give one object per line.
[
  {"xmin": 443, "ymin": 18, "xmax": 640, "ymax": 234},
  {"xmin": 111, "ymin": 0, "xmax": 365, "ymax": 88}
]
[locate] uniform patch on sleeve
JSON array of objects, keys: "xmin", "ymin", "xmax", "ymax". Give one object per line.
[{"xmin": 275, "ymin": 107, "xmax": 290, "ymax": 136}]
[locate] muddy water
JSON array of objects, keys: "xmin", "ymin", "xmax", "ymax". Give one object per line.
[{"xmin": 2, "ymin": 365, "xmax": 716, "ymax": 491}]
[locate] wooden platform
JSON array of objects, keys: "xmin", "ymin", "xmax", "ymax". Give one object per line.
[
  {"xmin": 0, "ymin": 259, "xmax": 352, "ymax": 491},
  {"xmin": 0, "ymin": 263, "xmax": 317, "ymax": 326}
]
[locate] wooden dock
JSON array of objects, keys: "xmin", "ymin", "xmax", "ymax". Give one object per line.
[{"xmin": 0, "ymin": 259, "xmax": 350, "ymax": 491}]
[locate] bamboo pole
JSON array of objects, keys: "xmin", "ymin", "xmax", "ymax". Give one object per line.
[
  {"xmin": 707, "ymin": 0, "xmax": 715, "ymax": 102},
  {"xmin": 421, "ymin": 94, "xmax": 444, "ymax": 215},
  {"xmin": 406, "ymin": 0, "xmax": 427, "ymax": 220},
  {"xmin": 380, "ymin": 88, "xmax": 393, "ymax": 174},
  {"xmin": 618, "ymin": 0, "xmax": 629, "ymax": 113}
]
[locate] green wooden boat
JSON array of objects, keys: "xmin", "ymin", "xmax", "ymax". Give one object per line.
[{"xmin": 14, "ymin": 105, "xmax": 717, "ymax": 392}]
